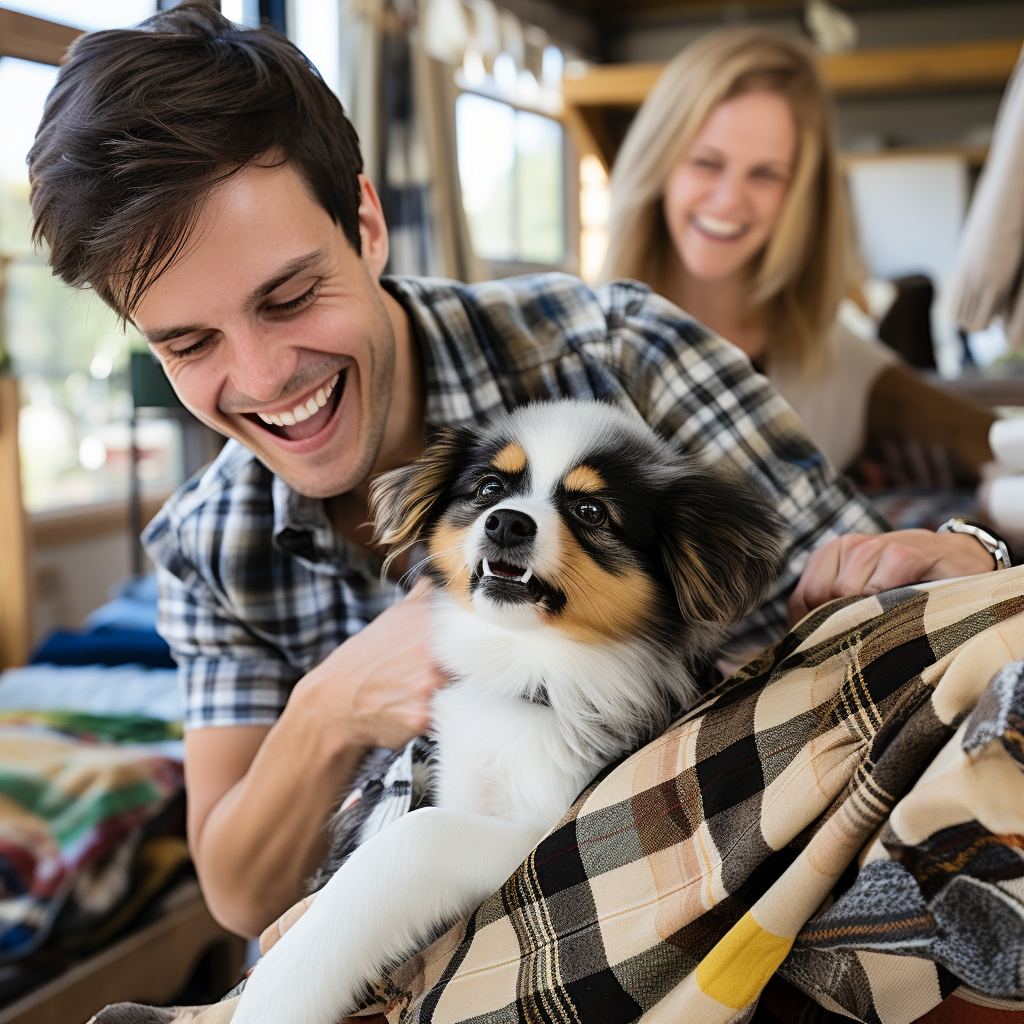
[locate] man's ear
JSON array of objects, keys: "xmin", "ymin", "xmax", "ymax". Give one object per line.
[
  {"xmin": 657, "ymin": 464, "xmax": 786, "ymax": 625},
  {"xmin": 369, "ymin": 424, "xmax": 478, "ymax": 573},
  {"xmin": 356, "ymin": 174, "xmax": 389, "ymax": 279}
]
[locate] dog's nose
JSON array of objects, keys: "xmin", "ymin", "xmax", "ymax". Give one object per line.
[{"xmin": 484, "ymin": 508, "xmax": 536, "ymax": 548}]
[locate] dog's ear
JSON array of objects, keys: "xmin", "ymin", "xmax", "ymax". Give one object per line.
[
  {"xmin": 656, "ymin": 462, "xmax": 785, "ymax": 625},
  {"xmin": 369, "ymin": 424, "xmax": 479, "ymax": 573}
]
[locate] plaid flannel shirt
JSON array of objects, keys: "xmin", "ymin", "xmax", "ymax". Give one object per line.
[{"xmin": 143, "ymin": 273, "xmax": 887, "ymax": 731}]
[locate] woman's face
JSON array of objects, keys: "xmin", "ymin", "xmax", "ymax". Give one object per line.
[{"xmin": 663, "ymin": 91, "xmax": 797, "ymax": 285}]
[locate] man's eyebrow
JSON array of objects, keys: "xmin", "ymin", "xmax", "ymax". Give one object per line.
[{"xmin": 142, "ymin": 248, "xmax": 329, "ymax": 346}]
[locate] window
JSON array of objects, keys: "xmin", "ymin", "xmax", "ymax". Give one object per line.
[
  {"xmin": 455, "ymin": 93, "xmax": 566, "ymax": 267},
  {"xmin": 0, "ymin": 3, "xmax": 185, "ymax": 512}
]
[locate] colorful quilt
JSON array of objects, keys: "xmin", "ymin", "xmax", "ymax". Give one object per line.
[
  {"xmin": 0, "ymin": 711, "xmax": 183, "ymax": 963},
  {"xmin": 350, "ymin": 567, "xmax": 1024, "ymax": 1023}
]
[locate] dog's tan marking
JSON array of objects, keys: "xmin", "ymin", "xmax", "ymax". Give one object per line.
[
  {"xmin": 492, "ymin": 442, "xmax": 528, "ymax": 475},
  {"xmin": 428, "ymin": 519, "xmax": 473, "ymax": 609},
  {"xmin": 546, "ymin": 519, "xmax": 657, "ymax": 643},
  {"xmin": 563, "ymin": 465, "xmax": 606, "ymax": 493}
]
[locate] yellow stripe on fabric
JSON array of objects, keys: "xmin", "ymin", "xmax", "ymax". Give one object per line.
[{"xmin": 693, "ymin": 912, "xmax": 793, "ymax": 1010}]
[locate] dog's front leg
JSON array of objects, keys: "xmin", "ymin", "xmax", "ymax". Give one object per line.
[{"xmin": 231, "ymin": 809, "xmax": 544, "ymax": 1024}]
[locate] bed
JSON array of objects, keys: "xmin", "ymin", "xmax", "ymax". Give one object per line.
[{"xmin": 0, "ymin": 375, "xmax": 245, "ymax": 1023}]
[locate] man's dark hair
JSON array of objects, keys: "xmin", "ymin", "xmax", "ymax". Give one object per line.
[{"xmin": 29, "ymin": 0, "xmax": 364, "ymax": 318}]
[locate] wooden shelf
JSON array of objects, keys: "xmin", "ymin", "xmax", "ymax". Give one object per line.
[{"xmin": 562, "ymin": 37, "xmax": 1022, "ymax": 167}]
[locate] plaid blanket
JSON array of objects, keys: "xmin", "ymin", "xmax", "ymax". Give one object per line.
[
  {"xmin": 0, "ymin": 711, "xmax": 183, "ymax": 962},
  {"xmin": 339, "ymin": 567, "xmax": 1024, "ymax": 1023}
]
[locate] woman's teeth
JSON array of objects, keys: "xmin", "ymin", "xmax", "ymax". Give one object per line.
[
  {"xmin": 693, "ymin": 214, "xmax": 745, "ymax": 239},
  {"xmin": 258, "ymin": 373, "xmax": 339, "ymax": 427}
]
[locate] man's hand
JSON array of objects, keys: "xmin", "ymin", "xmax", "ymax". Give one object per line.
[
  {"xmin": 789, "ymin": 529, "xmax": 996, "ymax": 625},
  {"xmin": 186, "ymin": 580, "xmax": 447, "ymax": 938},
  {"xmin": 292, "ymin": 578, "xmax": 447, "ymax": 750}
]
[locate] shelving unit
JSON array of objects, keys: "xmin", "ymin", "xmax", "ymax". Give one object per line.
[{"xmin": 562, "ymin": 36, "xmax": 1023, "ymax": 167}]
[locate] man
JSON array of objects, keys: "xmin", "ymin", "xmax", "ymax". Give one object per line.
[{"xmin": 28, "ymin": 2, "xmax": 996, "ymax": 940}]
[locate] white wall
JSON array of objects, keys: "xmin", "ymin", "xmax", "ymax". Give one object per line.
[{"xmin": 31, "ymin": 530, "xmax": 151, "ymax": 645}]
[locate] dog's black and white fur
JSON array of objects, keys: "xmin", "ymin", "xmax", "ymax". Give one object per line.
[{"xmin": 227, "ymin": 400, "xmax": 783, "ymax": 1024}]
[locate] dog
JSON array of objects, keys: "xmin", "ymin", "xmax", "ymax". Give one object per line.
[{"xmin": 94, "ymin": 399, "xmax": 784, "ymax": 1024}]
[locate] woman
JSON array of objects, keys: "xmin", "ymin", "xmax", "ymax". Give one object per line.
[{"xmin": 602, "ymin": 27, "xmax": 993, "ymax": 482}]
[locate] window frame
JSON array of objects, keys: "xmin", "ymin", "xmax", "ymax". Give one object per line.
[{"xmin": 454, "ymin": 82, "xmax": 581, "ymax": 281}]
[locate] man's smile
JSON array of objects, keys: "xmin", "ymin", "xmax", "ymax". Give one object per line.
[{"xmin": 239, "ymin": 369, "xmax": 346, "ymax": 447}]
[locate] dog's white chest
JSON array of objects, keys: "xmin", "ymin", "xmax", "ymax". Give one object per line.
[{"xmin": 430, "ymin": 685, "xmax": 593, "ymax": 830}]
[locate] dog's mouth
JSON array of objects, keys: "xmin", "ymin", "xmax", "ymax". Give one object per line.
[
  {"xmin": 470, "ymin": 557, "xmax": 564, "ymax": 610},
  {"xmin": 481, "ymin": 558, "xmax": 533, "ymax": 584}
]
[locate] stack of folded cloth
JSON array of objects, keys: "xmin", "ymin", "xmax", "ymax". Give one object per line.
[{"xmin": 981, "ymin": 417, "xmax": 1024, "ymax": 549}]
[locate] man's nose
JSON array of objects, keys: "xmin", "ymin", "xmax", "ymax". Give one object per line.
[{"xmin": 226, "ymin": 327, "xmax": 299, "ymax": 404}]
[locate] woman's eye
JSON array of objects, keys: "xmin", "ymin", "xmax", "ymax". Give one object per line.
[
  {"xmin": 478, "ymin": 477, "xmax": 504, "ymax": 499},
  {"xmin": 572, "ymin": 500, "xmax": 607, "ymax": 526}
]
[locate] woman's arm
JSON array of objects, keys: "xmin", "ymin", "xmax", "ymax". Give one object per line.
[{"xmin": 866, "ymin": 363, "xmax": 996, "ymax": 482}]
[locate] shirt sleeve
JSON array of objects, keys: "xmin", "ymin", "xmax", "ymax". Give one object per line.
[
  {"xmin": 594, "ymin": 280, "xmax": 890, "ymax": 655},
  {"xmin": 145, "ymin": 508, "xmax": 302, "ymax": 732}
]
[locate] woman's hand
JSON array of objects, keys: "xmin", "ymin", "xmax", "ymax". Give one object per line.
[{"xmin": 788, "ymin": 529, "xmax": 996, "ymax": 625}]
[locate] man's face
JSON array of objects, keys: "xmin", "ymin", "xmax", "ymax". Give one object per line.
[{"xmin": 132, "ymin": 161, "xmax": 398, "ymax": 499}]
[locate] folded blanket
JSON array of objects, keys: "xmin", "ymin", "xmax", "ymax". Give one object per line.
[
  {"xmin": 353, "ymin": 568, "xmax": 1024, "ymax": 1023},
  {"xmin": 0, "ymin": 712, "xmax": 184, "ymax": 963}
]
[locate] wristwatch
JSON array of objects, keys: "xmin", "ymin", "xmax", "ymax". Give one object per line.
[{"xmin": 936, "ymin": 517, "xmax": 1012, "ymax": 570}]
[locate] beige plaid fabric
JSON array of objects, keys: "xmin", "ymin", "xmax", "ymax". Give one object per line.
[{"xmin": 356, "ymin": 567, "xmax": 1024, "ymax": 1023}]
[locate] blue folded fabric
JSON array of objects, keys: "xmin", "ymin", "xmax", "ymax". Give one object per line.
[{"xmin": 30, "ymin": 628, "xmax": 174, "ymax": 669}]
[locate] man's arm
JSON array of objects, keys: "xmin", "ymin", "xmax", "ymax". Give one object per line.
[{"xmin": 183, "ymin": 582, "xmax": 443, "ymax": 939}]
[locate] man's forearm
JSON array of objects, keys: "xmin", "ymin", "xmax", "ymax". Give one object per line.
[{"xmin": 186, "ymin": 691, "xmax": 367, "ymax": 939}]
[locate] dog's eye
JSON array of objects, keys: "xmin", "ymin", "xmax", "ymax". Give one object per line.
[
  {"xmin": 572, "ymin": 500, "xmax": 607, "ymax": 526},
  {"xmin": 477, "ymin": 477, "xmax": 505, "ymax": 500}
]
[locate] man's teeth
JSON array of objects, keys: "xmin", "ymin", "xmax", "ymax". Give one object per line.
[
  {"xmin": 481, "ymin": 558, "xmax": 533, "ymax": 584},
  {"xmin": 258, "ymin": 373, "xmax": 340, "ymax": 427}
]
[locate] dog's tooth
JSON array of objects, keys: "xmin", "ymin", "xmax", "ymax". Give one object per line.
[
  {"xmin": 258, "ymin": 413, "xmax": 274, "ymax": 425},
  {"xmin": 519, "ymin": 568, "xmax": 533, "ymax": 584},
  {"xmin": 483, "ymin": 558, "xmax": 493, "ymax": 577}
]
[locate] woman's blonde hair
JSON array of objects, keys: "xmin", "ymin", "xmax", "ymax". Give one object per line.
[{"xmin": 601, "ymin": 28, "xmax": 849, "ymax": 367}]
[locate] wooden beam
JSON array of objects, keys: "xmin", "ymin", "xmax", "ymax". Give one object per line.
[
  {"xmin": 0, "ymin": 7, "xmax": 83, "ymax": 66},
  {"xmin": 0, "ymin": 374, "xmax": 31, "ymax": 670},
  {"xmin": 822, "ymin": 37, "xmax": 1023, "ymax": 95},
  {"xmin": 563, "ymin": 62, "xmax": 662, "ymax": 109},
  {"xmin": 562, "ymin": 37, "xmax": 1023, "ymax": 110}
]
